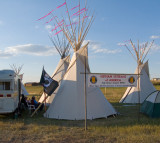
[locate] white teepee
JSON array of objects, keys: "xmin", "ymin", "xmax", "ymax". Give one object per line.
[
  {"xmin": 44, "ymin": 45, "xmax": 117, "ymax": 120},
  {"xmin": 10, "ymin": 64, "xmax": 29, "ymax": 96},
  {"xmin": 120, "ymin": 61, "xmax": 156, "ymax": 103},
  {"xmin": 44, "ymin": 1, "xmax": 117, "ymax": 120},
  {"xmin": 119, "ymin": 40, "xmax": 156, "ymax": 103},
  {"xmin": 39, "ymin": 35, "xmax": 70, "ymax": 104}
]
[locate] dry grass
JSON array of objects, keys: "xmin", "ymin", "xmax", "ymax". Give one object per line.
[
  {"xmin": 152, "ymin": 81, "xmax": 160, "ymax": 86},
  {"xmin": 0, "ymin": 85, "xmax": 160, "ymax": 143}
]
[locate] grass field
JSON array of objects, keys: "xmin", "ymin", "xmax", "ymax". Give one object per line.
[{"xmin": 0, "ymin": 86, "xmax": 160, "ymax": 143}]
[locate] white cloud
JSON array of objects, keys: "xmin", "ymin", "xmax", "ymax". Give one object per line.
[
  {"xmin": 150, "ymin": 35, "xmax": 160, "ymax": 39},
  {"xmin": 83, "ymin": 40, "xmax": 121, "ymax": 54},
  {"xmin": 117, "ymin": 42, "xmax": 126, "ymax": 46},
  {"xmin": 0, "ymin": 44, "xmax": 57, "ymax": 58},
  {"xmin": 88, "ymin": 16, "xmax": 92, "ymax": 20},
  {"xmin": 45, "ymin": 24, "xmax": 52, "ymax": 30},
  {"xmin": 117, "ymin": 40, "xmax": 131, "ymax": 47},
  {"xmin": 93, "ymin": 48, "xmax": 121, "ymax": 54},
  {"xmin": 72, "ymin": 17, "xmax": 78, "ymax": 22},
  {"xmin": 150, "ymin": 43, "xmax": 160, "ymax": 51},
  {"xmin": 82, "ymin": 40, "xmax": 90, "ymax": 46},
  {"xmin": 0, "ymin": 50, "xmax": 14, "ymax": 58}
]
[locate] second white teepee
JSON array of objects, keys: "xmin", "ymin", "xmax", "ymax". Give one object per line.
[
  {"xmin": 39, "ymin": 35, "xmax": 71, "ymax": 104},
  {"xmin": 10, "ymin": 64, "xmax": 29, "ymax": 96},
  {"xmin": 120, "ymin": 61, "xmax": 156, "ymax": 103},
  {"xmin": 39, "ymin": 56, "xmax": 70, "ymax": 104},
  {"xmin": 119, "ymin": 40, "xmax": 156, "ymax": 103}
]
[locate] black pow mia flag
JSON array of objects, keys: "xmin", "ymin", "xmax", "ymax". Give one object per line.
[{"xmin": 40, "ymin": 67, "xmax": 59, "ymax": 96}]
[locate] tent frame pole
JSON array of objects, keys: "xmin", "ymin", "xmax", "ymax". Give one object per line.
[
  {"xmin": 84, "ymin": 52, "xmax": 87, "ymax": 131},
  {"xmin": 138, "ymin": 62, "xmax": 140, "ymax": 121},
  {"xmin": 18, "ymin": 79, "xmax": 21, "ymax": 112},
  {"xmin": 137, "ymin": 39, "xmax": 141, "ymax": 121}
]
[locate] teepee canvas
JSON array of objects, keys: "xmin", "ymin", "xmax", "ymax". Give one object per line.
[
  {"xmin": 44, "ymin": 44, "xmax": 117, "ymax": 120},
  {"xmin": 120, "ymin": 40, "xmax": 156, "ymax": 103},
  {"xmin": 120, "ymin": 61, "xmax": 156, "ymax": 103},
  {"xmin": 39, "ymin": 35, "xmax": 70, "ymax": 104},
  {"xmin": 141, "ymin": 90, "xmax": 160, "ymax": 118},
  {"xmin": 43, "ymin": 1, "xmax": 117, "ymax": 120}
]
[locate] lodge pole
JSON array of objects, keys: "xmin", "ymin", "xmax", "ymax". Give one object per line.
[
  {"xmin": 138, "ymin": 62, "xmax": 140, "ymax": 121},
  {"xmin": 18, "ymin": 79, "xmax": 21, "ymax": 111},
  {"xmin": 84, "ymin": 52, "xmax": 87, "ymax": 131},
  {"xmin": 137, "ymin": 40, "xmax": 140, "ymax": 121},
  {"xmin": 44, "ymin": 92, "xmax": 46, "ymax": 112}
]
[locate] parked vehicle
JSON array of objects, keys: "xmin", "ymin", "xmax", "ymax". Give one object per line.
[{"xmin": 0, "ymin": 70, "xmax": 20, "ymax": 114}]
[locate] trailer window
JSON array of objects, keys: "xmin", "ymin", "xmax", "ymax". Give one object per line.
[
  {"xmin": 0, "ymin": 82, "xmax": 3, "ymax": 90},
  {"xmin": 0, "ymin": 82, "xmax": 10, "ymax": 90}
]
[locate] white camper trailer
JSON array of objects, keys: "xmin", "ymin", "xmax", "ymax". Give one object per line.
[{"xmin": 0, "ymin": 70, "xmax": 20, "ymax": 114}]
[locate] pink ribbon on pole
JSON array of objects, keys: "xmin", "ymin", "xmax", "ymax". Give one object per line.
[
  {"xmin": 37, "ymin": 9, "xmax": 55, "ymax": 21},
  {"xmin": 57, "ymin": 20, "xmax": 64, "ymax": 25},
  {"xmin": 71, "ymin": 5, "xmax": 80, "ymax": 10},
  {"xmin": 51, "ymin": 21, "xmax": 64, "ymax": 32},
  {"xmin": 51, "ymin": 23, "xmax": 63, "ymax": 31},
  {"xmin": 71, "ymin": 8, "xmax": 86, "ymax": 17},
  {"xmin": 57, "ymin": 2, "xmax": 66, "ymax": 9},
  {"xmin": 54, "ymin": 29, "xmax": 63, "ymax": 35},
  {"xmin": 45, "ymin": 16, "xmax": 57, "ymax": 24},
  {"xmin": 37, "ymin": 2, "xmax": 66, "ymax": 21},
  {"xmin": 66, "ymin": 21, "xmax": 78, "ymax": 27},
  {"xmin": 82, "ymin": 16, "xmax": 89, "ymax": 20},
  {"xmin": 76, "ymin": 9, "xmax": 88, "ymax": 16}
]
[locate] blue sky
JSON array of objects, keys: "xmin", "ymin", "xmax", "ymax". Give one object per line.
[{"xmin": 0, "ymin": 0, "xmax": 160, "ymax": 83}]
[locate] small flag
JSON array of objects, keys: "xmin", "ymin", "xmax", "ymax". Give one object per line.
[{"xmin": 40, "ymin": 67, "xmax": 59, "ymax": 96}]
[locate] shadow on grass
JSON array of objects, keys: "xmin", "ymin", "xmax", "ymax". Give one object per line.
[{"xmin": 1, "ymin": 102, "xmax": 160, "ymax": 129}]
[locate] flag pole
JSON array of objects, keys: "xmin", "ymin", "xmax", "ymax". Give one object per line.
[
  {"xmin": 44, "ymin": 92, "xmax": 47, "ymax": 112},
  {"xmin": 33, "ymin": 66, "xmax": 59, "ymax": 117},
  {"xmin": 31, "ymin": 95, "xmax": 48, "ymax": 117}
]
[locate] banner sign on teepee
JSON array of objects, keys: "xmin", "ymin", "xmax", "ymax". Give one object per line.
[{"xmin": 88, "ymin": 74, "xmax": 137, "ymax": 87}]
